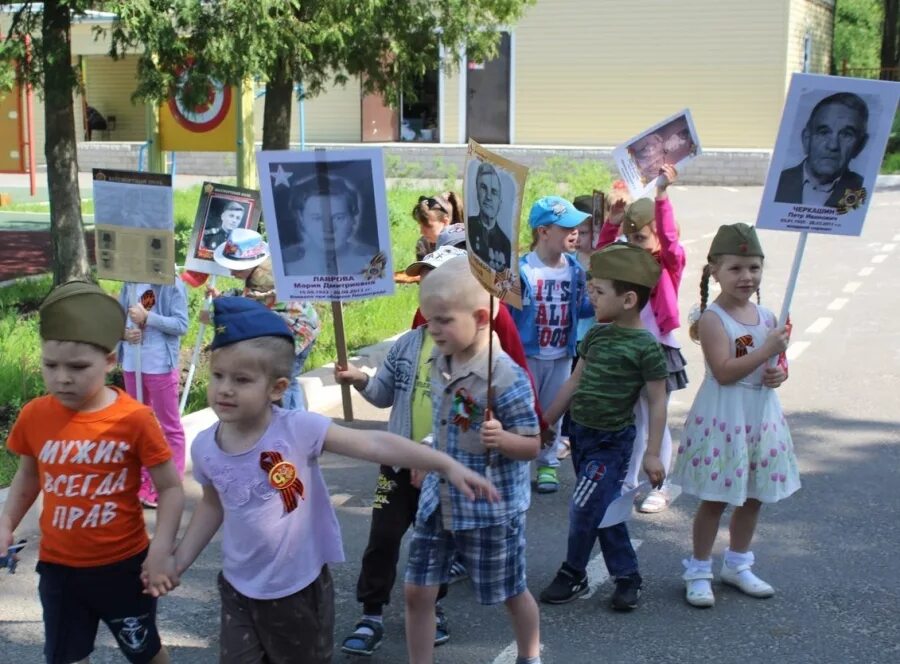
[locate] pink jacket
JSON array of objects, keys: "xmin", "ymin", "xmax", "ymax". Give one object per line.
[{"xmin": 596, "ymin": 197, "xmax": 685, "ymax": 335}]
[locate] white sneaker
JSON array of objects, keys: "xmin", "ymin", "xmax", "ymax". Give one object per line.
[
  {"xmin": 720, "ymin": 561, "xmax": 775, "ymax": 598},
  {"xmin": 682, "ymin": 561, "xmax": 715, "ymax": 608}
]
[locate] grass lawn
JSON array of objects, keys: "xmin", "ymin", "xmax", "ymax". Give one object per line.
[{"xmin": 0, "ymin": 159, "xmax": 611, "ymax": 486}]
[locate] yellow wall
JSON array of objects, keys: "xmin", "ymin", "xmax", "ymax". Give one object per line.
[
  {"xmin": 513, "ymin": 0, "xmax": 800, "ymax": 149},
  {"xmin": 252, "ymin": 77, "xmax": 362, "ymax": 144},
  {"xmin": 786, "ymin": 0, "xmax": 834, "ymax": 79},
  {"xmin": 442, "ymin": 57, "xmax": 462, "ymax": 144}
]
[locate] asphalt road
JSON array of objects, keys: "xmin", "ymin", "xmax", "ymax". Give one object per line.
[{"xmin": 1, "ymin": 184, "xmax": 898, "ymax": 663}]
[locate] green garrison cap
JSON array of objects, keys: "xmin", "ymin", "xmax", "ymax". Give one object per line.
[
  {"xmin": 621, "ymin": 198, "xmax": 655, "ymax": 234},
  {"xmin": 708, "ymin": 223, "xmax": 764, "ymax": 260},
  {"xmin": 573, "ymin": 195, "xmax": 593, "ymax": 215},
  {"xmin": 589, "ymin": 242, "xmax": 661, "ymax": 288},
  {"xmin": 39, "ymin": 281, "xmax": 125, "ymax": 352}
]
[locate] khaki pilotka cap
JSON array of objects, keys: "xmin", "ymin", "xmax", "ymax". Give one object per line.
[
  {"xmin": 707, "ymin": 223, "xmax": 765, "ymax": 261},
  {"xmin": 39, "ymin": 281, "xmax": 126, "ymax": 353},
  {"xmin": 621, "ymin": 198, "xmax": 655, "ymax": 234},
  {"xmin": 589, "ymin": 242, "xmax": 661, "ymax": 288}
]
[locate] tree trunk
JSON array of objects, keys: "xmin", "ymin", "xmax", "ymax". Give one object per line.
[
  {"xmin": 882, "ymin": 0, "xmax": 900, "ymax": 79},
  {"xmin": 262, "ymin": 55, "xmax": 293, "ymax": 150},
  {"xmin": 42, "ymin": 1, "xmax": 90, "ymax": 285}
]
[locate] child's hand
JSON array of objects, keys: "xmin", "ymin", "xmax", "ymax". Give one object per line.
[
  {"xmin": 444, "ymin": 462, "xmax": 500, "ymax": 503},
  {"xmin": 205, "ymin": 285, "xmax": 221, "ymax": 298},
  {"xmin": 124, "ymin": 327, "xmax": 143, "ymax": 345},
  {"xmin": 657, "ymin": 164, "xmax": 678, "ymax": 191},
  {"xmin": 481, "ymin": 418, "xmax": 506, "ymax": 451},
  {"xmin": 410, "ymin": 468, "xmax": 427, "ymax": 489},
  {"xmin": 763, "ymin": 366, "xmax": 787, "ymax": 389},
  {"xmin": 334, "ymin": 363, "xmax": 368, "ymax": 390},
  {"xmin": 539, "ymin": 428, "xmax": 556, "ymax": 449},
  {"xmin": 642, "ymin": 454, "xmax": 666, "ymax": 489},
  {"xmin": 142, "ymin": 552, "xmax": 180, "ymax": 598},
  {"xmin": 199, "ymin": 310, "xmax": 211, "ymax": 325},
  {"xmin": 608, "ymin": 199, "xmax": 627, "ymax": 225},
  {"xmin": 763, "ymin": 327, "xmax": 790, "ymax": 356},
  {"xmin": 127, "ymin": 304, "xmax": 149, "ymax": 326},
  {"xmin": 0, "ymin": 526, "xmax": 13, "ymax": 556}
]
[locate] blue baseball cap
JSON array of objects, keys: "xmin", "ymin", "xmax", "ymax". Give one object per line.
[
  {"xmin": 211, "ymin": 297, "xmax": 294, "ymax": 350},
  {"xmin": 528, "ymin": 196, "xmax": 590, "ymax": 229}
]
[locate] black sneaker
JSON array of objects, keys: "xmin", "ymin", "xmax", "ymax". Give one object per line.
[
  {"xmin": 539, "ymin": 563, "xmax": 589, "ymax": 604},
  {"xmin": 610, "ymin": 574, "xmax": 642, "ymax": 611}
]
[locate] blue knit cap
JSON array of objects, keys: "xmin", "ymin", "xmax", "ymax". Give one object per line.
[{"xmin": 211, "ymin": 297, "xmax": 294, "ymax": 350}]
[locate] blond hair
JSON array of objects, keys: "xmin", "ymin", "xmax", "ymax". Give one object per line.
[{"xmin": 419, "ymin": 255, "xmax": 491, "ymax": 315}]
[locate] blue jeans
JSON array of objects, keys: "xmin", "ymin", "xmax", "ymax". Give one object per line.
[
  {"xmin": 281, "ymin": 341, "xmax": 314, "ymax": 411},
  {"xmin": 565, "ymin": 423, "xmax": 639, "ymax": 579}
]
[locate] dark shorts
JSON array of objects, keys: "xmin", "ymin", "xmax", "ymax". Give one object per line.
[
  {"xmin": 218, "ymin": 565, "xmax": 334, "ymax": 664},
  {"xmin": 37, "ymin": 549, "xmax": 161, "ymax": 664}
]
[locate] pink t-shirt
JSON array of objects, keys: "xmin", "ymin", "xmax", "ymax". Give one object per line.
[{"xmin": 191, "ymin": 407, "xmax": 344, "ymax": 599}]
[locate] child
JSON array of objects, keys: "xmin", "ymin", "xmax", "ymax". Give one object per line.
[
  {"xmin": 207, "ymin": 228, "xmax": 320, "ymax": 410},
  {"xmin": 596, "ymin": 165, "xmax": 687, "ymax": 513},
  {"xmin": 0, "ymin": 281, "xmax": 184, "ymax": 664},
  {"xmin": 119, "ymin": 278, "xmax": 189, "ymax": 508},
  {"xmin": 671, "ymin": 223, "xmax": 797, "ymax": 608},
  {"xmin": 539, "ymin": 243, "xmax": 667, "ymax": 611},
  {"xmin": 166, "ymin": 296, "xmax": 497, "ymax": 663},
  {"xmin": 510, "ymin": 196, "xmax": 593, "ymax": 493},
  {"xmin": 335, "ymin": 246, "xmax": 465, "ymax": 656},
  {"xmin": 404, "ymin": 255, "xmax": 542, "ymax": 664},
  {"xmin": 413, "ymin": 192, "xmax": 464, "ymax": 260}
]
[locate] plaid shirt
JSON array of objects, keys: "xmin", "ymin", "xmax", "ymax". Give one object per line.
[{"xmin": 417, "ymin": 339, "xmax": 540, "ymax": 530}]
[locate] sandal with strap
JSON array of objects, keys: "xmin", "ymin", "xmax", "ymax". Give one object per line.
[
  {"xmin": 536, "ymin": 466, "xmax": 559, "ymax": 494},
  {"xmin": 340, "ymin": 618, "xmax": 384, "ymax": 656},
  {"xmin": 682, "ymin": 562, "xmax": 715, "ymax": 608},
  {"xmin": 434, "ymin": 606, "xmax": 450, "ymax": 646}
]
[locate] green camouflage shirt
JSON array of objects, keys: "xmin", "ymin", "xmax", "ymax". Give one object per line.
[{"xmin": 571, "ymin": 323, "xmax": 667, "ymax": 432}]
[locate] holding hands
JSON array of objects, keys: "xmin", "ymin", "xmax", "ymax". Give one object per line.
[{"xmin": 141, "ymin": 550, "xmax": 180, "ymax": 598}]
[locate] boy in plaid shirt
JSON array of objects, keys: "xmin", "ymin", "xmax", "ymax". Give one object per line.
[{"xmin": 404, "ymin": 256, "xmax": 542, "ymax": 664}]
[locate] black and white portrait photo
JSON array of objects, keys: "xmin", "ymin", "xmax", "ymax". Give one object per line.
[
  {"xmin": 466, "ymin": 161, "xmax": 517, "ymax": 272},
  {"xmin": 774, "ymin": 92, "xmax": 869, "ymax": 208},
  {"xmin": 185, "ymin": 182, "xmax": 262, "ymax": 276},
  {"xmin": 462, "ymin": 141, "xmax": 528, "ymax": 308},
  {"xmin": 758, "ymin": 73, "xmax": 899, "ymax": 237},
  {"xmin": 257, "ymin": 148, "xmax": 393, "ymax": 301}
]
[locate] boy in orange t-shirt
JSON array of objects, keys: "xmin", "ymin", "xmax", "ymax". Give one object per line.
[{"xmin": 0, "ymin": 281, "xmax": 184, "ymax": 664}]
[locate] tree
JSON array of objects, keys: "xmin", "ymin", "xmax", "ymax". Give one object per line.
[
  {"xmin": 881, "ymin": 0, "xmax": 899, "ymax": 78},
  {"xmin": 833, "ymin": 0, "xmax": 883, "ymax": 72},
  {"xmin": 111, "ymin": 0, "xmax": 536, "ymax": 150},
  {"xmin": 0, "ymin": 1, "xmax": 94, "ymax": 284}
]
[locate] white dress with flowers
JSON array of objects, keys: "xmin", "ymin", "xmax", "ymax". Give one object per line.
[{"xmin": 672, "ymin": 302, "xmax": 801, "ymax": 506}]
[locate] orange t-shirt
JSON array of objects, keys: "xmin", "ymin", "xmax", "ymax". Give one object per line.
[{"xmin": 6, "ymin": 388, "xmax": 172, "ymax": 567}]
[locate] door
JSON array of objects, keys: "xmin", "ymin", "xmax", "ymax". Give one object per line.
[
  {"xmin": 466, "ymin": 32, "xmax": 511, "ymax": 144},
  {"xmin": 361, "ymin": 89, "xmax": 400, "ymax": 142},
  {"xmin": 0, "ymin": 84, "xmax": 24, "ymax": 173}
]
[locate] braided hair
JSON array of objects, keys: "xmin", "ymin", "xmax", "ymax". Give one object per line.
[{"xmin": 689, "ymin": 258, "xmax": 764, "ymax": 343}]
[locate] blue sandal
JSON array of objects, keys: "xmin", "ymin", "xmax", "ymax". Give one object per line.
[{"xmin": 340, "ymin": 618, "xmax": 384, "ymax": 656}]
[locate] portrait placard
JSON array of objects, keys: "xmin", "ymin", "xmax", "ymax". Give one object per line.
[
  {"xmin": 463, "ymin": 141, "xmax": 528, "ymax": 309},
  {"xmin": 757, "ymin": 73, "xmax": 900, "ymax": 237},
  {"xmin": 613, "ymin": 109, "xmax": 702, "ymax": 199},
  {"xmin": 591, "ymin": 189, "xmax": 605, "ymax": 247},
  {"xmin": 92, "ymin": 169, "xmax": 175, "ymax": 284},
  {"xmin": 184, "ymin": 182, "xmax": 262, "ymax": 276},
  {"xmin": 256, "ymin": 149, "xmax": 393, "ymax": 301}
]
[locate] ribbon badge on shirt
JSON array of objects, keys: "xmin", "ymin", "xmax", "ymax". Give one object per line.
[
  {"xmin": 734, "ymin": 334, "xmax": 754, "ymax": 358},
  {"xmin": 451, "ymin": 388, "xmax": 482, "ymax": 432},
  {"xmin": 260, "ymin": 451, "xmax": 305, "ymax": 514}
]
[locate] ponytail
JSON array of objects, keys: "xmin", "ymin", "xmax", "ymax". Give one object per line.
[
  {"xmin": 445, "ymin": 191, "xmax": 464, "ymax": 225},
  {"xmin": 689, "ymin": 263, "xmax": 713, "ymax": 343}
]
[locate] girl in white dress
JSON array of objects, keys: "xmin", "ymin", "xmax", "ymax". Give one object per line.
[{"xmin": 672, "ymin": 223, "xmax": 800, "ymax": 608}]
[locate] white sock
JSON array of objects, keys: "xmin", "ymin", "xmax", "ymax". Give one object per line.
[
  {"xmin": 353, "ymin": 614, "xmax": 383, "ymax": 636},
  {"xmin": 687, "ymin": 557, "xmax": 713, "ymax": 574},
  {"xmin": 724, "ymin": 548, "xmax": 754, "ymax": 569}
]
